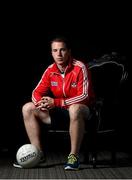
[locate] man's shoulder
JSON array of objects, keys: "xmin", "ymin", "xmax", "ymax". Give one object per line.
[
  {"xmin": 42, "ymin": 63, "xmax": 56, "ymax": 76},
  {"xmin": 46, "ymin": 63, "xmax": 56, "ymax": 71},
  {"xmin": 72, "ymin": 59, "xmax": 88, "ymax": 68},
  {"xmin": 47, "ymin": 63, "xmax": 55, "ymax": 68}
]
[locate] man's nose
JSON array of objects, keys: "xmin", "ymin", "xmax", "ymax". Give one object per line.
[{"xmin": 57, "ymin": 50, "xmax": 62, "ymax": 56}]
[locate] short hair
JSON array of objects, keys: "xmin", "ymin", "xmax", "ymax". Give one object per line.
[{"xmin": 50, "ymin": 36, "xmax": 71, "ymax": 50}]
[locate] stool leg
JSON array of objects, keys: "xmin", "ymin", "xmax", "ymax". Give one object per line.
[
  {"xmin": 91, "ymin": 151, "xmax": 97, "ymax": 168},
  {"xmin": 83, "ymin": 150, "xmax": 91, "ymax": 164}
]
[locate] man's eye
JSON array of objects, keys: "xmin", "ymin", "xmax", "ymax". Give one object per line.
[
  {"xmin": 61, "ymin": 48, "xmax": 66, "ymax": 51},
  {"xmin": 52, "ymin": 49, "xmax": 57, "ymax": 52}
]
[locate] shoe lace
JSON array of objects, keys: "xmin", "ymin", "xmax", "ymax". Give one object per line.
[{"xmin": 68, "ymin": 154, "xmax": 77, "ymax": 164}]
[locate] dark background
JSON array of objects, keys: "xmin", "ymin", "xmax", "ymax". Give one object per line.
[{"xmin": 1, "ymin": 2, "xmax": 130, "ymax": 152}]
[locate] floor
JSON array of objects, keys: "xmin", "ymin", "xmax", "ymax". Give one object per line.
[
  {"xmin": 0, "ymin": 146, "xmax": 132, "ymax": 179},
  {"xmin": 0, "ymin": 131, "xmax": 132, "ymax": 179}
]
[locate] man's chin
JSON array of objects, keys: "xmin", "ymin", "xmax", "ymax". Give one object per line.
[{"xmin": 56, "ymin": 61, "xmax": 64, "ymax": 65}]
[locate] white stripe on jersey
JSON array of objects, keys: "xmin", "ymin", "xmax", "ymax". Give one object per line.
[{"xmin": 65, "ymin": 60, "xmax": 89, "ymax": 105}]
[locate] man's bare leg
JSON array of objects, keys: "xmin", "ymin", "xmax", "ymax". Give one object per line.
[
  {"xmin": 22, "ymin": 102, "xmax": 51, "ymax": 151},
  {"xmin": 68, "ymin": 104, "xmax": 90, "ymax": 156}
]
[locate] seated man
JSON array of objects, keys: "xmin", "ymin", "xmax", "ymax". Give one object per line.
[{"xmin": 13, "ymin": 36, "xmax": 95, "ymax": 170}]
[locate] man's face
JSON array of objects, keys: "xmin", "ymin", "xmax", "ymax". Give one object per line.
[{"xmin": 51, "ymin": 41, "xmax": 71, "ymax": 66}]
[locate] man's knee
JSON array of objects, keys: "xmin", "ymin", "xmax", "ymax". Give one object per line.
[
  {"xmin": 69, "ymin": 104, "xmax": 90, "ymax": 120},
  {"xmin": 22, "ymin": 102, "xmax": 35, "ymax": 115}
]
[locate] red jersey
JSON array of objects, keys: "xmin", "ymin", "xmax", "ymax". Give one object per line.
[{"xmin": 32, "ymin": 59, "xmax": 95, "ymax": 109}]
